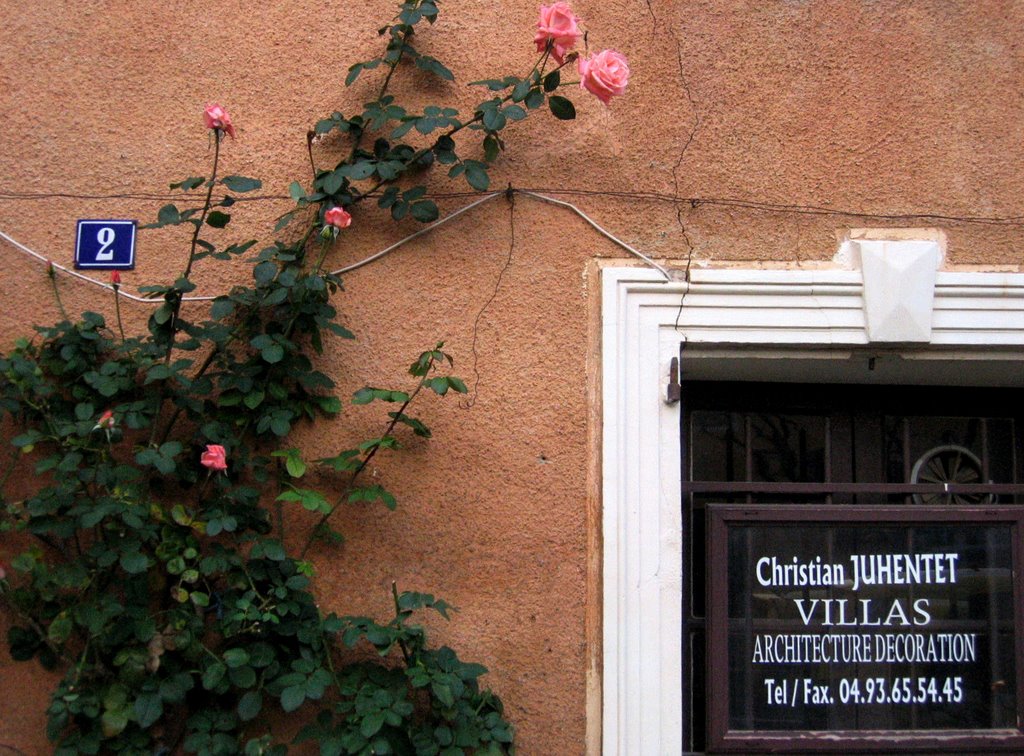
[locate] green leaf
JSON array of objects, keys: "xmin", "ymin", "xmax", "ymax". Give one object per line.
[
  {"xmin": 415, "ymin": 55, "xmax": 454, "ymax": 81},
  {"xmin": 223, "ymin": 648, "xmax": 250, "ymax": 668},
  {"xmin": 277, "ymin": 487, "xmax": 330, "ymax": 514},
  {"xmin": 483, "ymin": 135, "xmax": 501, "ymax": 163},
  {"xmin": 243, "ymin": 390, "xmax": 265, "ymax": 409},
  {"xmin": 254, "ymin": 260, "xmax": 278, "ymax": 285},
  {"xmin": 432, "ymin": 682, "xmax": 454, "ymax": 708},
  {"xmin": 322, "ymin": 169, "xmax": 346, "ymax": 196},
  {"xmin": 349, "ymin": 485, "xmax": 397, "ymax": 510},
  {"xmin": 280, "ymin": 685, "xmax": 306, "ymax": 712},
  {"xmin": 170, "ymin": 176, "xmax": 205, "ymax": 191},
  {"xmin": 481, "ymin": 108, "xmax": 506, "ymax": 132},
  {"xmin": 468, "ymin": 76, "xmax": 518, "ymax": 91},
  {"xmin": 285, "ymin": 454, "xmax": 306, "ymax": 478},
  {"xmin": 269, "ymin": 414, "xmax": 291, "ymax": 436},
  {"xmin": 211, "ymin": 297, "xmax": 234, "ymax": 319},
  {"xmin": 255, "ymin": 539, "xmax": 287, "ymax": 561},
  {"xmin": 411, "ymin": 200, "xmax": 439, "ymax": 223},
  {"xmin": 511, "ymin": 78, "xmax": 532, "ymax": 102},
  {"xmin": 12, "ymin": 430, "xmax": 42, "ymax": 449},
  {"xmin": 341, "ymin": 161, "xmax": 375, "ymax": 181},
  {"xmin": 274, "ymin": 211, "xmax": 295, "ymax": 232},
  {"xmin": 524, "ymin": 88, "xmax": 545, "ymax": 109},
  {"xmin": 221, "ymin": 175, "xmax": 262, "ymax": 192},
  {"xmin": 289, "ymin": 181, "xmax": 305, "ymax": 202},
  {"xmin": 389, "ymin": 412, "xmax": 432, "ymax": 438},
  {"xmin": 101, "ymin": 708, "xmax": 129, "ymax": 738},
  {"xmin": 47, "ymin": 612, "xmax": 73, "ymax": 644},
  {"xmin": 238, "ymin": 690, "xmax": 263, "ymax": 721},
  {"xmin": 316, "ymin": 395, "xmax": 343, "ymax": 415},
  {"xmin": 206, "ymin": 210, "xmax": 231, "ymax": 228},
  {"xmin": 272, "ymin": 448, "xmax": 307, "ymax": 478},
  {"xmin": 120, "ymin": 551, "xmax": 150, "ymax": 574},
  {"xmin": 548, "ymin": 95, "xmax": 576, "ymax": 120},
  {"xmin": 361, "ymin": 711, "xmax": 386, "ymax": 738},
  {"xmin": 158, "ymin": 204, "xmax": 181, "ymax": 225},
  {"xmin": 346, "ymin": 58, "xmax": 381, "ymax": 86},
  {"xmin": 504, "ymin": 104, "xmax": 527, "ymax": 121},
  {"xmin": 464, "ymin": 162, "xmax": 489, "ymax": 191},
  {"xmin": 543, "ymin": 70, "xmax": 561, "ymax": 92},
  {"xmin": 202, "ymin": 662, "xmax": 226, "ymax": 690},
  {"xmin": 261, "ymin": 343, "xmax": 285, "ymax": 364},
  {"xmin": 133, "ymin": 693, "xmax": 163, "ymax": 728}
]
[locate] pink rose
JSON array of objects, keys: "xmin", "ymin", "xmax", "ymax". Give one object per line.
[
  {"xmin": 324, "ymin": 206, "xmax": 352, "ymax": 230},
  {"xmin": 203, "ymin": 104, "xmax": 236, "ymax": 139},
  {"xmin": 201, "ymin": 444, "xmax": 228, "ymax": 472},
  {"xmin": 94, "ymin": 409, "xmax": 116, "ymax": 431},
  {"xmin": 110, "ymin": 270, "xmax": 121, "ymax": 286},
  {"xmin": 578, "ymin": 50, "xmax": 630, "ymax": 105},
  {"xmin": 534, "ymin": 3, "xmax": 582, "ymax": 65}
]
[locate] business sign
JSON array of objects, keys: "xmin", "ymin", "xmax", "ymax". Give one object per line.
[
  {"xmin": 707, "ymin": 505, "xmax": 1024, "ymax": 753},
  {"xmin": 74, "ymin": 220, "xmax": 136, "ymax": 270}
]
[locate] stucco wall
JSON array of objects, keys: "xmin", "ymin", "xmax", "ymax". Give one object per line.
[{"xmin": 1, "ymin": 1, "xmax": 1022, "ymax": 753}]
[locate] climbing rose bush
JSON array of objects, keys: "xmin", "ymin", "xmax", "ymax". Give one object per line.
[{"xmin": 0, "ymin": 1, "xmax": 630, "ymax": 753}]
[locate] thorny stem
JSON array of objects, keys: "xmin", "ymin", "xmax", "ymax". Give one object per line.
[
  {"xmin": 149, "ymin": 132, "xmax": 222, "ymax": 446},
  {"xmin": 47, "ymin": 265, "xmax": 68, "ymax": 322},
  {"xmin": 184, "ymin": 133, "xmax": 221, "ymax": 281},
  {"xmin": 306, "ymin": 130, "xmax": 318, "ymax": 181},
  {"xmin": 391, "ymin": 581, "xmax": 412, "ymax": 665},
  {"xmin": 348, "ymin": 19, "xmax": 412, "ymax": 163},
  {"xmin": 112, "ymin": 285, "xmax": 126, "ymax": 342},
  {"xmin": 300, "ymin": 360, "xmax": 434, "ymax": 558},
  {"xmin": 312, "ymin": 241, "xmax": 332, "ymax": 276}
]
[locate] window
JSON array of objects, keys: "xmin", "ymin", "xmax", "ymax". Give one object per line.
[
  {"xmin": 684, "ymin": 381, "xmax": 1024, "ymax": 753},
  {"xmin": 598, "ymin": 265, "xmax": 1024, "ymax": 755}
]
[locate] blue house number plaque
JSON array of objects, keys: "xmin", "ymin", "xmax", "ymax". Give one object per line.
[{"xmin": 74, "ymin": 220, "xmax": 137, "ymax": 270}]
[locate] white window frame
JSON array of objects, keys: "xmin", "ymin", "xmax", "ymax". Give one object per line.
[{"xmin": 599, "ymin": 263, "xmax": 1024, "ymax": 754}]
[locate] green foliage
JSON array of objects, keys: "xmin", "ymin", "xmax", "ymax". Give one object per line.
[
  {"xmin": 0, "ymin": 4, "xmax": 523, "ymax": 753},
  {"xmin": 1, "ymin": 242, "xmax": 507, "ymax": 756},
  {"xmin": 0, "ymin": 0, "xmax": 619, "ymax": 747},
  {"xmin": 302, "ymin": 0, "xmax": 583, "ymax": 221}
]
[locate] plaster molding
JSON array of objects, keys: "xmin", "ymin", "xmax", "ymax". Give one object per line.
[
  {"xmin": 854, "ymin": 239, "xmax": 942, "ymax": 342},
  {"xmin": 599, "ymin": 265, "xmax": 1024, "ymax": 755}
]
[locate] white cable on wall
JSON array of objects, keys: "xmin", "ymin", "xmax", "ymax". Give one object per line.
[
  {"xmin": 330, "ymin": 192, "xmax": 501, "ymax": 275},
  {"xmin": 0, "ymin": 190, "xmax": 671, "ymax": 306},
  {"xmin": 518, "ymin": 191, "xmax": 672, "ymax": 279}
]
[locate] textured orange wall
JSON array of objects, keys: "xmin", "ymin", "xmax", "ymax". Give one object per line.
[{"xmin": 1, "ymin": 1, "xmax": 1023, "ymax": 753}]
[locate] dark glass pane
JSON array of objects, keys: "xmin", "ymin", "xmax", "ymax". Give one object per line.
[
  {"xmin": 691, "ymin": 412, "xmax": 744, "ymax": 481},
  {"xmin": 987, "ymin": 418, "xmax": 1017, "ymax": 486},
  {"xmin": 749, "ymin": 414, "xmax": 826, "ymax": 484}
]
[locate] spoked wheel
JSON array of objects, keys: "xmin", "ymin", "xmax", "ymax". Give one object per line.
[{"xmin": 910, "ymin": 444, "xmax": 993, "ymax": 506}]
